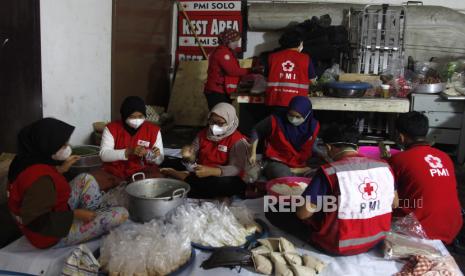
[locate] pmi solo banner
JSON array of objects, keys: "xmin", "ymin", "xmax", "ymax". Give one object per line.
[{"xmin": 177, "ymin": 0, "xmax": 243, "ymax": 62}]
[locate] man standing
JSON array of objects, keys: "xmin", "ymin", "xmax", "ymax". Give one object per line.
[
  {"xmin": 265, "ymin": 30, "xmax": 315, "ymax": 115},
  {"xmin": 389, "ymin": 111, "xmax": 463, "ymax": 244}
]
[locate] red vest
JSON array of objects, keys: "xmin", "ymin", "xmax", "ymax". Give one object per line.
[
  {"xmin": 205, "ymin": 45, "xmax": 243, "ymax": 95},
  {"xmin": 8, "ymin": 164, "xmax": 71, "ymax": 248},
  {"xmin": 197, "ymin": 128, "xmax": 245, "ymax": 167},
  {"xmin": 104, "ymin": 120, "xmax": 160, "ymax": 179},
  {"xmin": 265, "ymin": 116, "xmax": 319, "ymax": 168},
  {"xmin": 266, "ymin": 49, "xmax": 310, "ymax": 107},
  {"xmin": 306, "ymin": 156, "xmax": 394, "ymax": 255}
]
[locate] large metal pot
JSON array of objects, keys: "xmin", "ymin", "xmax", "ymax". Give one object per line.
[{"xmin": 125, "ymin": 173, "xmax": 190, "ymax": 222}]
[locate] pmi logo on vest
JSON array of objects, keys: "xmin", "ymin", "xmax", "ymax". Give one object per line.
[
  {"xmin": 279, "ymin": 60, "xmax": 297, "ymax": 80},
  {"xmin": 424, "ymin": 154, "xmax": 449, "ymax": 177}
]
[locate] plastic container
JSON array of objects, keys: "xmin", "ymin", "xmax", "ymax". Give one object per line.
[
  {"xmin": 266, "ymin": 177, "xmax": 312, "ymax": 200},
  {"xmin": 359, "ymin": 146, "xmax": 401, "ymax": 160}
]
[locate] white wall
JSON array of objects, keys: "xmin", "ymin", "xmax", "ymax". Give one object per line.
[{"xmin": 40, "ymin": 0, "xmax": 112, "ymax": 145}]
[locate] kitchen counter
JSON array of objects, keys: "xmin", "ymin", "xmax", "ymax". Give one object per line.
[{"xmin": 234, "ymin": 94, "xmax": 410, "ymax": 113}]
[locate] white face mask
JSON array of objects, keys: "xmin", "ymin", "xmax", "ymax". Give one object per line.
[
  {"xmin": 228, "ymin": 39, "xmax": 241, "ymax": 50},
  {"xmin": 126, "ymin": 118, "xmax": 145, "ymax": 129},
  {"xmin": 297, "ymin": 42, "xmax": 304, "ymax": 53},
  {"xmin": 210, "ymin": 124, "xmax": 227, "ymax": 136},
  {"xmin": 288, "ymin": 115, "xmax": 305, "ymax": 126},
  {"xmin": 52, "ymin": 145, "xmax": 72, "ymax": 161}
]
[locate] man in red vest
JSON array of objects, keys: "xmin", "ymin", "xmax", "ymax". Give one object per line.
[
  {"xmin": 389, "ymin": 112, "xmax": 463, "ymax": 244},
  {"xmin": 266, "ymin": 124, "xmax": 397, "ymax": 255},
  {"xmin": 265, "ymin": 30, "xmax": 315, "ymax": 115}
]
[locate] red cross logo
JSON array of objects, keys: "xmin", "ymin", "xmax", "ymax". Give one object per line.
[
  {"xmin": 281, "ymin": 60, "xmax": 295, "ymax": 72},
  {"xmin": 359, "ymin": 178, "xmax": 378, "ymax": 200},
  {"xmin": 424, "ymin": 154, "xmax": 443, "ymax": 169}
]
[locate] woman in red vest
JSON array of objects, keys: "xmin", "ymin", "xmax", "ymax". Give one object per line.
[
  {"xmin": 161, "ymin": 103, "xmax": 248, "ymax": 199},
  {"xmin": 98, "ymin": 96, "xmax": 164, "ymax": 189},
  {"xmin": 204, "ymin": 29, "xmax": 250, "ymax": 110},
  {"xmin": 7, "ymin": 118, "xmax": 128, "ymax": 248},
  {"xmin": 249, "ymin": 96, "xmax": 320, "ymax": 179}
]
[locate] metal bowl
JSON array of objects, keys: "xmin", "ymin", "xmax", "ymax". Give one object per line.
[
  {"xmin": 69, "ymin": 145, "xmax": 102, "ymax": 177},
  {"xmin": 125, "ymin": 173, "xmax": 190, "ymax": 222},
  {"xmin": 413, "ymin": 83, "xmax": 447, "ymax": 94},
  {"xmin": 323, "ymin": 87, "xmax": 367, "ymax": 98}
]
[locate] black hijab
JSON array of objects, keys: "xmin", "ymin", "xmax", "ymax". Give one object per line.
[
  {"xmin": 8, "ymin": 118, "xmax": 75, "ymax": 182},
  {"xmin": 120, "ymin": 96, "xmax": 147, "ymax": 136}
]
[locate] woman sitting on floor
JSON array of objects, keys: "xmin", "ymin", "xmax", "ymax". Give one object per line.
[
  {"xmin": 161, "ymin": 103, "xmax": 248, "ymax": 199},
  {"xmin": 7, "ymin": 118, "xmax": 128, "ymax": 249},
  {"xmin": 97, "ymin": 96, "xmax": 164, "ymax": 190},
  {"xmin": 249, "ymin": 96, "xmax": 320, "ymax": 180}
]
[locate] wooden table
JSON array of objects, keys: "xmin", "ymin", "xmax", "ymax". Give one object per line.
[{"xmin": 234, "ymin": 95, "xmax": 410, "ymax": 113}]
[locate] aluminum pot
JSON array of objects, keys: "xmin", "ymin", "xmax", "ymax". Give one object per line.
[
  {"xmin": 125, "ymin": 173, "xmax": 190, "ymax": 222},
  {"xmin": 413, "ymin": 83, "xmax": 447, "ymax": 94}
]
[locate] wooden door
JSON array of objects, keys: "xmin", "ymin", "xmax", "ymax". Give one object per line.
[{"xmin": 0, "ymin": 0, "xmax": 42, "ymax": 153}]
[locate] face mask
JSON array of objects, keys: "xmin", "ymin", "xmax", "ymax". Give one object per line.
[
  {"xmin": 228, "ymin": 39, "xmax": 241, "ymax": 50},
  {"xmin": 52, "ymin": 145, "xmax": 72, "ymax": 161},
  {"xmin": 210, "ymin": 124, "xmax": 227, "ymax": 136},
  {"xmin": 126, "ymin": 118, "xmax": 145, "ymax": 129},
  {"xmin": 297, "ymin": 42, "xmax": 304, "ymax": 52},
  {"xmin": 287, "ymin": 115, "xmax": 305, "ymax": 126}
]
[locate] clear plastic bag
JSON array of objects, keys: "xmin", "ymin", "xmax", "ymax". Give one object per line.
[
  {"xmin": 100, "ymin": 221, "xmax": 191, "ymax": 276},
  {"xmin": 384, "ymin": 213, "xmax": 442, "ymax": 260},
  {"xmin": 319, "ymin": 64, "xmax": 343, "ymax": 83},
  {"xmin": 391, "ymin": 213, "xmax": 428, "ymax": 239},
  {"xmin": 167, "ymin": 201, "xmax": 257, "ymax": 247},
  {"xmin": 250, "ymin": 74, "xmax": 267, "ymax": 94}
]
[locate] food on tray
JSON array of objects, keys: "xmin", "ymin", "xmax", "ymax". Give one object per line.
[
  {"xmin": 270, "ymin": 252, "xmax": 287, "ymax": 265},
  {"xmin": 419, "ymin": 75, "xmax": 443, "ymax": 84},
  {"xmin": 291, "ymin": 264, "xmax": 317, "ymax": 276},
  {"xmin": 275, "ymin": 262, "xmax": 293, "ymax": 276},
  {"xmin": 168, "ymin": 202, "xmax": 260, "ymax": 247},
  {"xmin": 100, "ymin": 221, "xmax": 191, "ymax": 276},
  {"xmin": 270, "ymin": 182, "xmax": 308, "ymax": 196}
]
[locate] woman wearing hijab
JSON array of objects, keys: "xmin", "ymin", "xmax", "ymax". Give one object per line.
[
  {"xmin": 204, "ymin": 28, "xmax": 250, "ymax": 110},
  {"xmin": 99, "ymin": 96, "xmax": 164, "ymax": 188},
  {"xmin": 7, "ymin": 118, "xmax": 128, "ymax": 249},
  {"xmin": 161, "ymin": 103, "xmax": 248, "ymax": 199},
  {"xmin": 249, "ymin": 96, "xmax": 320, "ymax": 179}
]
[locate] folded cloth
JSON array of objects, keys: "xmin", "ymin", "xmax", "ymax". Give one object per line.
[{"xmin": 62, "ymin": 244, "xmax": 99, "ymax": 276}]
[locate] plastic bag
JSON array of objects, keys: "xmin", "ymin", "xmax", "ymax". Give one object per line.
[
  {"xmin": 243, "ymin": 160, "xmax": 263, "ymax": 184},
  {"xmin": 167, "ymin": 201, "xmax": 258, "ymax": 247},
  {"xmin": 100, "ymin": 221, "xmax": 191, "ymax": 276},
  {"xmin": 384, "ymin": 213, "xmax": 442, "ymax": 260},
  {"xmin": 391, "ymin": 213, "xmax": 428, "ymax": 239},
  {"xmin": 250, "ymin": 74, "xmax": 267, "ymax": 94},
  {"xmin": 319, "ymin": 64, "xmax": 342, "ymax": 83}
]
